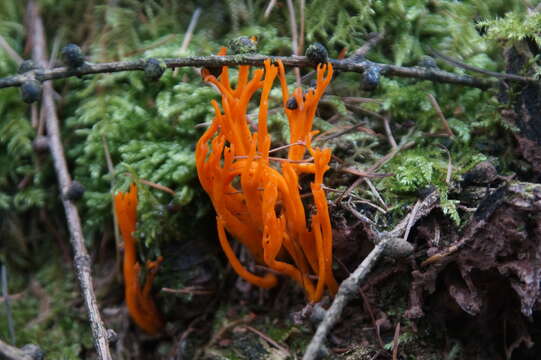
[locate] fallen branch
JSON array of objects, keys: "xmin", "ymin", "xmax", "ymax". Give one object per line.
[
  {"xmin": 0, "ymin": 53, "xmax": 496, "ymax": 90},
  {"xmin": 302, "ymin": 190, "xmax": 439, "ymax": 360},
  {"xmin": 28, "ymin": 2, "xmax": 112, "ymax": 359}
]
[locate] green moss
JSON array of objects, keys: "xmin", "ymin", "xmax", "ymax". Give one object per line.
[{"xmin": 479, "ymin": 11, "xmax": 541, "ymax": 47}]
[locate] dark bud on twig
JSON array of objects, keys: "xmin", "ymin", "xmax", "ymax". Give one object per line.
[
  {"xmin": 228, "ymin": 36, "xmax": 257, "ymax": 54},
  {"xmin": 61, "ymin": 43, "xmax": 85, "ymax": 68},
  {"xmin": 21, "ymin": 80, "xmax": 42, "ymax": 103},
  {"xmin": 144, "ymin": 58, "xmax": 166, "ymax": 81},
  {"xmin": 462, "ymin": 161, "xmax": 498, "ymax": 185},
  {"xmin": 18, "ymin": 60, "xmax": 39, "ymax": 74},
  {"xmin": 286, "ymin": 97, "xmax": 298, "ymax": 110},
  {"xmin": 33, "ymin": 136, "xmax": 49, "ymax": 154},
  {"xmin": 361, "ymin": 65, "xmax": 381, "ymax": 91},
  {"xmin": 305, "ymin": 43, "xmax": 328, "ymax": 64},
  {"xmin": 64, "ymin": 180, "xmax": 86, "ymax": 201},
  {"xmin": 418, "ymin": 55, "xmax": 439, "ymax": 69}
]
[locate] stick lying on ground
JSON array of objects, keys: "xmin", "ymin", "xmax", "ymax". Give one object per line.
[
  {"xmin": 27, "ymin": 1, "xmax": 112, "ymax": 359},
  {"xmin": 303, "ymin": 190, "xmax": 440, "ymax": 360},
  {"xmin": 0, "ymin": 52, "xmax": 499, "ymax": 90}
]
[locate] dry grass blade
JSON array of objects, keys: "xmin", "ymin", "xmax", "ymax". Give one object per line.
[
  {"xmin": 243, "ymin": 325, "xmax": 291, "ymax": 356},
  {"xmin": 427, "ymin": 94, "xmax": 454, "ymax": 137}
]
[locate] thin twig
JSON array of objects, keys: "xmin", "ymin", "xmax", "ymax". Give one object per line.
[
  {"xmin": 369, "ymin": 141, "xmax": 416, "ymax": 172},
  {"xmin": 318, "ymin": 122, "xmax": 377, "ymax": 142},
  {"xmin": 139, "ymin": 178, "xmax": 176, "ymax": 195},
  {"xmin": 181, "ymin": 8, "xmax": 202, "ymax": 52},
  {"xmin": 243, "ymin": 325, "xmax": 291, "ymax": 355},
  {"xmin": 403, "ymin": 200, "xmax": 421, "ymax": 241},
  {"xmin": 28, "ymin": 2, "xmax": 112, "ymax": 359},
  {"xmin": 358, "ymin": 289, "xmax": 385, "ymax": 349},
  {"xmin": 438, "ymin": 144, "xmax": 453, "ymax": 184},
  {"xmin": 161, "ymin": 287, "xmax": 215, "ymax": 295},
  {"xmin": 263, "ymin": 0, "xmax": 278, "ymax": 18},
  {"xmin": 342, "ymin": 96, "xmax": 383, "ymax": 104},
  {"xmin": 0, "ymin": 53, "xmax": 496, "ymax": 89},
  {"xmin": 286, "ymin": 0, "xmax": 301, "ymax": 86},
  {"xmin": 344, "ymin": 199, "xmax": 377, "ymax": 226},
  {"xmin": 429, "ymin": 48, "xmax": 537, "ymax": 83},
  {"xmin": 302, "ymin": 191, "xmax": 439, "ymax": 360},
  {"xmin": 352, "ymin": 32, "xmax": 384, "ymax": 58},
  {"xmin": 383, "ymin": 116, "xmax": 397, "ymax": 150},
  {"xmin": 298, "ymin": 0, "xmax": 305, "ymax": 56},
  {"xmin": 173, "ymin": 7, "xmax": 202, "ymax": 77},
  {"xmin": 0, "ymin": 339, "xmax": 42, "ymax": 360},
  {"xmin": 1, "ymin": 264, "xmax": 15, "ymax": 344},
  {"xmin": 339, "ymin": 167, "xmax": 392, "ymax": 179},
  {"xmin": 0, "ymin": 35, "xmax": 23, "ymax": 65},
  {"xmin": 365, "ymin": 178, "xmax": 387, "ymax": 210},
  {"xmin": 427, "ymin": 94, "xmax": 454, "ymax": 137},
  {"xmin": 391, "ymin": 322, "xmax": 401, "ymax": 360},
  {"xmin": 201, "ymin": 313, "xmax": 256, "ymax": 357},
  {"xmin": 302, "ymin": 239, "xmax": 390, "ymax": 360}
]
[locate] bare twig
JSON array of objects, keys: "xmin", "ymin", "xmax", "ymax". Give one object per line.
[
  {"xmin": 242, "ymin": 326, "xmax": 291, "ymax": 355},
  {"xmin": 263, "ymin": 0, "xmax": 278, "ymax": 18},
  {"xmin": 342, "ymin": 96, "xmax": 383, "ymax": 104},
  {"xmin": 0, "ymin": 35, "xmax": 23, "ymax": 65},
  {"xmin": 383, "ymin": 116, "xmax": 397, "ymax": 150},
  {"xmin": 403, "ymin": 200, "xmax": 421, "ymax": 241},
  {"xmin": 358, "ymin": 289, "xmax": 385, "ymax": 348},
  {"xmin": 352, "ymin": 32, "xmax": 384, "ymax": 58},
  {"xmin": 302, "ymin": 191, "xmax": 439, "ymax": 360},
  {"xmin": 139, "ymin": 178, "xmax": 176, "ymax": 195},
  {"xmin": 286, "ymin": 0, "xmax": 301, "ymax": 86},
  {"xmin": 0, "ymin": 54, "xmax": 497, "ymax": 90},
  {"xmin": 302, "ymin": 238, "xmax": 390, "ymax": 360},
  {"xmin": 181, "ymin": 8, "xmax": 202, "ymax": 52},
  {"xmin": 161, "ymin": 286, "xmax": 215, "ymax": 295},
  {"xmin": 365, "ymin": 178, "xmax": 387, "ymax": 210},
  {"xmin": 0, "ymin": 339, "xmax": 42, "ymax": 360},
  {"xmin": 27, "ymin": 2, "xmax": 112, "ymax": 359},
  {"xmin": 427, "ymin": 94, "xmax": 454, "ymax": 137},
  {"xmin": 318, "ymin": 121, "xmax": 377, "ymax": 142},
  {"xmin": 298, "ymin": 0, "xmax": 305, "ymax": 55},
  {"xmin": 429, "ymin": 48, "xmax": 537, "ymax": 83},
  {"xmin": 391, "ymin": 322, "xmax": 401, "ymax": 360},
  {"xmin": 173, "ymin": 7, "xmax": 202, "ymax": 77},
  {"xmin": 438, "ymin": 144, "xmax": 453, "ymax": 184},
  {"xmin": 344, "ymin": 199, "xmax": 377, "ymax": 226},
  {"xmin": 1, "ymin": 264, "xmax": 15, "ymax": 344},
  {"xmin": 339, "ymin": 167, "xmax": 392, "ymax": 179}
]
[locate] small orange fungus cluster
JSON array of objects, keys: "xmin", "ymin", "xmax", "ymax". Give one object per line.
[
  {"xmin": 114, "ymin": 184, "xmax": 164, "ymax": 334},
  {"xmin": 196, "ymin": 51, "xmax": 338, "ymax": 302}
]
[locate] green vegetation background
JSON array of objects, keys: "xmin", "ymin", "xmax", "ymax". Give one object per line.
[{"xmin": 0, "ymin": 0, "xmax": 539, "ymax": 357}]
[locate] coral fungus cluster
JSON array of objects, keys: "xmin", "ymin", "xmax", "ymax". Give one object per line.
[
  {"xmin": 196, "ymin": 53, "xmax": 338, "ymax": 302},
  {"xmin": 114, "ymin": 184, "xmax": 164, "ymax": 334}
]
